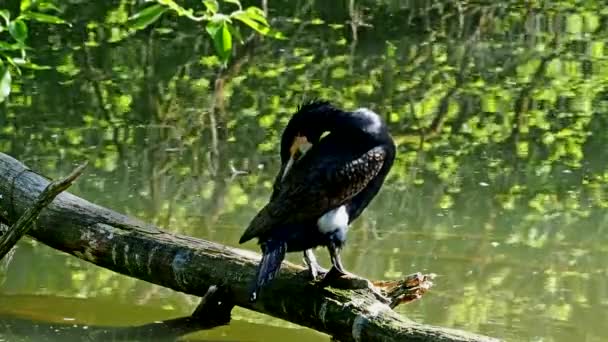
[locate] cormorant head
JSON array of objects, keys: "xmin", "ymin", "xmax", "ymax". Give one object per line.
[
  {"xmin": 278, "ymin": 100, "xmax": 343, "ymax": 179},
  {"xmin": 279, "ymin": 100, "xmax": 337, "ymax": 161},
  {"xmin": 278, "ymin": 100, "xmax": 389, "ymax": 179}
]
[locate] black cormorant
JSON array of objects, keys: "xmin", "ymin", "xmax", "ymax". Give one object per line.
[{"xmin": 239, "ymin": 100, "xmax": 396, "ymax": 302}]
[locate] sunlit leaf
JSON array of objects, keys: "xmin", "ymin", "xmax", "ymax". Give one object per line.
[
  {"xmin": 221, "ymin": 22, "xmax": 232, "ymax": 56},
  {"xmin": 22, "ymin": 12, "xmax": 67, "ymax": 25},
  {"xmin": 128, "ymin": 4, "xmax": 168, "ymax": 30},
  {"xmin": 0, "ymin": 42, "xmax": 20, "ymax": 51},
  {"xmin": 9, "ymin": 20, "xmax": 28, "ymax": 44},
  {"xmin": 0, "ymin": 67, "xmax": 11, "ymax": 103},
  {"xmin": 20, "ymin": 0, "xmax": 32, "ymax": 11},
  {"xmin": 244, "ymin": 6, "xmax": 268, "ymax": 26},
  {"xmin": 16, "ymin": 61, "xmax": 51, "ymax": 70},
  {"xmin": 0, "ymin": 10, "xmax": 10, "ymax": 25},
  {"xmin": 0, "ymin": 54, "xmax": 20, "ymax": 75},
  {"xmin": 231, "ymin": 11, "xmax": 269, "ymax": 35},
  {"xmin": 203, "ymin": 0, "xmax": 219, "ymax": 14},
  {"xmin": 206, "ymin": 21, "xmax": 232, "ymax": 62},
  {"xmin": 38, "ymin": 3, "xmax": 62, "ymax": 13}
]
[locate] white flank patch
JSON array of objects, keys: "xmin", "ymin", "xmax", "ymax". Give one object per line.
[{"xmin": 317, "ymin": 205, "xmax": 349, "ymax": 234}]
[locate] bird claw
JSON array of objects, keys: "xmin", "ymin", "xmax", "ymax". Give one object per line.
[
  {"xmin": 309, "ymin": 264, "xmax": 329, "ymax": 280},
  {"xmin": 303, "ymin": 250, "xmax": 328, "ymax": 281},
  {"xmin": 317, "ymin": 267, "xmax": 390, "ymax": 304}
]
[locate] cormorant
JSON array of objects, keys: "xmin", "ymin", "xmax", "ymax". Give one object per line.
[{"xmin": 239, "ymin": 100, "xmax": 396, "ymax": 302}]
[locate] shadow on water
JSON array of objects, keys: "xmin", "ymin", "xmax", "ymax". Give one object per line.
[
  {"xmin": 0, "ymin": 294, "xmax": 325, "ymax": 342},
  {"xmin": 1, "ymin": 0, "xmax": 608, "ymax": 341}
]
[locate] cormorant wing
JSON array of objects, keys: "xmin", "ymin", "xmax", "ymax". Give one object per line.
[{"xmin": 239, "ymin": 145, "xmax": 387, "ymax": 243}]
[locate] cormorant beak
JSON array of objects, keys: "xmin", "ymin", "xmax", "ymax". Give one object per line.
[{"xmin": 282, "ymin": 135, "xmax": 312, "ymax": 180}]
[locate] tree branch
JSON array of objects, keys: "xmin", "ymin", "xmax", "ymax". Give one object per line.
[
  {"xmin": 0, "ymin": 153, "xmax": 498, "ymax": 342},
  {"xmin": 0, "ymin": 162, "xmax": 87, "ymax": 260}
]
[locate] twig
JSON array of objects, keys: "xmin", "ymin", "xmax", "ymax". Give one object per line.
[
  {"xmin": 374, "ymin": 272, "xmax": 436, "ymax": 308},
  {"xmin": 191, "ymin": 285, "xmax": 234, "ymax": 325},
  {"xmin": 0, "ymin": 162, "xmax": 88, "ymax": 260}
]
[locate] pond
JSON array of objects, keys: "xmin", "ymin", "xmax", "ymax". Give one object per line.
[{"xmin": 1, "ymin": 1, "xmax": 607, "ymax": 341}]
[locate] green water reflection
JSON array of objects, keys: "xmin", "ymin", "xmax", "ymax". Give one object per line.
[{"xmin": 2, "ymin": 1, "xmax": 608, "ymax": 341}]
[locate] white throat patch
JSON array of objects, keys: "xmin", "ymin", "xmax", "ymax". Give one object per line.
[{"xmin": 317, "ymin": 205, "xmax": 349, "ymax": 234}]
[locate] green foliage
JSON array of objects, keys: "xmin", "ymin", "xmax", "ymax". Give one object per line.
[
  {"xmin": 127, "ymin": 4, "xmax": 168, "ymax": 30},
  {"xmin": 128, "ymin": 0, "xmax": 282, "ymax": 64},
  {"xmin": 0, "ymin": 0, "xmax": 64, "ymax": 103}
]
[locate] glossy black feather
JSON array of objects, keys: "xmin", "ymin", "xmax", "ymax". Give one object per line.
[
  {"xmin": 239, "ymin": 101, "xmax": 395, "ymax": 302},
  {"xmin": 239, "ymin": 138, "xmax": 386, "ymax": 243}
]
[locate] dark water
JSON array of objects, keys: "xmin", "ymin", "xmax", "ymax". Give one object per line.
[{"xmin": 1, "ymin": 1, "xmax": 608, "ymax": 341}]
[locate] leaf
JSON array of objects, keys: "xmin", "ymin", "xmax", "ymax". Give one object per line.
[
  {"xmin": 13, "ymin": 59, "xmax": 51, "ymax": 70},
  {"xmin": 20, "ymin": 0, "xmax": 32, "ymax": 12},
  {"xmin": 158, "ymin": 0, "xmax": 197, "ymax": 18},
  {"xmin": 244, "ymin": 6, "xmax": 268, "ymax": 26},
  {"xmin": 1, "ymin": 55, "xmax": 21, "ymax": 75},
  {"xmin": 0, "ymin": 41, "xmax": 20, "ymax": 51},
  {"xmin": 128, "ymin": 4, "xmax": 168, "ymax": 30},
  {"xmin": 205, "ymin": 20, "xmax": 220, "ymax": 36},
  {"xmin": 8, "ymin": 20, "xmax": 28, "ymax": 44},
  {"xmin": 0, "ymin": 67, "xmax": 11, "ymax": 103},
  {"xmin": 232, "ymin": 11, "xmax": 269, "ymax": 35},
  {"xmin": 22, "ymin": 12, "xmax": 67, "ymax": 25},
  {"xmin": 203, "ymin": 0, "xmax": 219, "ymax": 14},
  {"xmin": 220, "ymin": 22, "xmax": 232, "ymax": 57},
  {"xmin": 265, "ymin": 28, "xmax": 286, "ymax": 40},
  {"xmin": 38, "ymin": 3, "xmax": 62, "ymax": 13},
  {"xmin": 0, "ymin": 10, "xmax": 10, "ymax": 26},
  {"xmin": 206, "ymin": 21, "xmax": 232, "ymax": 63}
]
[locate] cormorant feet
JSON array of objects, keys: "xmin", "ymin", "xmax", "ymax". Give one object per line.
[
  {"xmin": 308, "ymin": 263, "xmax": 329, "ymax": 280},
  {"xmin": 318, "ymin": 266, "xmax": 391, "ymax": 304},
  {"xmin": 303, "ymin": 249, "xmax": 328, "ymax": 280}
]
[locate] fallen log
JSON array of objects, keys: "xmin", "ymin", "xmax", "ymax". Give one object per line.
[
  {"xmin": 0, "ymin": 162, "xmax": 86, "ymax": 259},
  {"xmin": 0, "ymin": 153, "xmax": 499, "ymax": 342}
]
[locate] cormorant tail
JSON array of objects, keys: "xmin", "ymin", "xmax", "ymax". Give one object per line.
[{"xmin": 249, "ymin": 240, "xmax": 287, "ymax": 302}]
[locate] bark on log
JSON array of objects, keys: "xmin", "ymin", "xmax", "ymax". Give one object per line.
[
  {"xmin": 0, "ymin": 153, "xmax": 499, "ymax": 342},
  {"xmin": 0, "ymin": 162, "xmax": 86, "ymax": 259}
]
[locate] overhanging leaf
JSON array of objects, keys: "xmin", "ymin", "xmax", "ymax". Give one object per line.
[
  {"xmin": 22, "ymin": 12, "xmax": 67, "ymax": 25},
  {"xmin": 128, "ymin": 4, "xmax": 168, "ymax": 30},
  {"xmin": 203, "ymin": 0, "xmax": 219, "ymax": 14},
  {"xmin": 0, "ymin": 42, "xmax": 20, "ymax": 51},
  {"xmin": 20, "ymin": 0, "xmax": 32, "ymax": 12},
  {"xmin": 232, "ymin": 11, "xmax": 269, "ymax": 35},
  {"xmin": 8, "ymin": 20, "xmax": 28, "ymax": 44},
  {"xmin": 0, "ymin": 10, "xmax": 10, "ymax": 26},
  {"xmin": 0, "ymin": 67, "xmax": 11, "ymax": 103},
  {"xmin": 244, "ymin": 6, "xmax": 268, "ymax": 26},
  {"xmin": 206, "ymin": 20, "xmax": 232, "ymax": 63}
]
